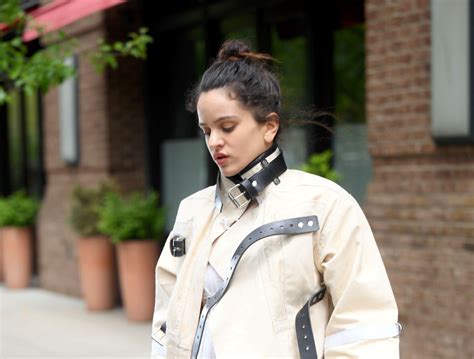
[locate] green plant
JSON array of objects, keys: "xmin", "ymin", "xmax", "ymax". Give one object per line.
[
  {"xmin": 97, "ymin": 191, "xmax": 165, "ymax": 244},
  {"xmin": 69, "ymin": 181, "xmax": 118, "ymax": 237},
  {"xmin": 0, "ymin": 0, "xmax": 153, "ymax": 104},
  {"xmin": 301, "ymin": 150, "xmax": 341, "ymax": 182},
  {"xmin": 0, "ymin": 190, "xmax": 39, "ymax": 227},
  {"xmin": 91, "ymin": 27, "xmax": 153, "ymax": 73}
]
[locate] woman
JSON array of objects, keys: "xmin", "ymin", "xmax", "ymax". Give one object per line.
[{"xmin": 152, "ymin": 40, "xmax": 401, "ymax": 359}]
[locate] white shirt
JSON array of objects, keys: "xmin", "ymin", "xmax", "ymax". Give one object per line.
[{"xmin": 198, "ymin": 264, "xmax": 223, "ymax": 359}]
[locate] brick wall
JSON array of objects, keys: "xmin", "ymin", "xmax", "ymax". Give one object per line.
[
  {"xmin": 104, "ymin": 3, "xmax": 147, "ymax": 192},
  {"xmin": 37, "ymin": 1, "xmax": 146, "ymax": 296},
  {"xmin": 365, "ymin": 0, "xmax": 474, "ymax": 358}
]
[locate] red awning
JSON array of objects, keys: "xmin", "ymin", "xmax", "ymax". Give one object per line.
[{"xmin": 22, "ymin": 0, "xmax": 126, "ymax": 42}]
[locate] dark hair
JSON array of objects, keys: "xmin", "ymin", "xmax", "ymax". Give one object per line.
[{"xmin": 187, "ymin": 40, "xmax": 282, "ymax": 137}]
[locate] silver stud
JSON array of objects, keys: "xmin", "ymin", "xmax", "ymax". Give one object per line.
[
  {"xmin": 305, "ymin": 346, "xmax": 310, "ymax": 351},
  {"xmin": 298, "ymin": 221, "xmax": 304, "ymax": 228},
  {"xmin": 252, "ymin": 180, "xmax": 258, "ymax": 187},
  {"xmin": 304, "ymin": 335, "xmax": 308, "ymax": 339},
  {"xmin": 302, "ymin": 324, "xmax": 306, "ymax": 329},
  {"xmin": 308, "ymin": 220, "xmax": 314, "ymax": 227}
]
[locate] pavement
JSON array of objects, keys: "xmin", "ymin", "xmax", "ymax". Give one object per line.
[{"xmin": 0, "ymin": 284, "xmax": 152, "ymax": 359}]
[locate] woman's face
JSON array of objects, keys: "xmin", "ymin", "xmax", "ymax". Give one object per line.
[{"xmin": 197, "ymin": 88, "xmax": 279, "ymax": 177}]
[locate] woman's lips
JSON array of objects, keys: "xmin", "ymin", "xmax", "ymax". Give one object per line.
[{"xmin": 214, "ymin": 153, "xmax": 229, "ymax": 166}]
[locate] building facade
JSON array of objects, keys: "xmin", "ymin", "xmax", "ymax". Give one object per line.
[
  {"xmin": 365, "ymin": 0, "xmax": 474, "ymax": 357},
  {"xmin": 1, "ymin": 0, "xmax": 473, "ymax": 357}
]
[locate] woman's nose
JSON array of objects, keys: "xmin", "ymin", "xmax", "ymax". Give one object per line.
[{"xmin": 208, "ymin": 131, "xmax": 224, "ymax": 149}]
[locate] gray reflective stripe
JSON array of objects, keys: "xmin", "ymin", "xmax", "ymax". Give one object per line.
[
  {"xmin": 151, "ymin": 339, "xmax": 166, "ymax": 356},
  {"xmin": 325, "ymin": 323, "xmax": 402, "ymax": 349}
]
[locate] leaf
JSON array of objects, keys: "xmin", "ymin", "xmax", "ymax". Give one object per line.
[
  {"xmin": 300, "ymin": 150, "xmax": 342, "ymax": 183},
  {"xmin": 113, "ymin": 42, "xmax": 124, "ymax": 52},
  {"xmin": 0, "ymin": 87, "xmax": 9, "ymax": 105}
]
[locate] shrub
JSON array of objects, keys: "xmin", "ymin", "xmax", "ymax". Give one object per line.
[
  {"xmin": 0, "ymin": 191, "xmax": 39, "ymax": 227},
  {"xmin": 301, "ymin": 150, "xmax": 341, "ymax": 182},
  {"xmin": 69, "ymin": 181, "xmax": 118, "ymax": 237},
  {"xmin": 97, "ymin": 191, "xmax": 165, "ymax": 244}
]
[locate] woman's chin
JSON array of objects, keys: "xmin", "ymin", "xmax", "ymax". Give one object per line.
[{"xmin": 220, "ymin": 167, "xmax": 239, "ymax": 178}]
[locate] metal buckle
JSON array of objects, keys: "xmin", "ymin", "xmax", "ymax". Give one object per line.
[
  {"xmin": 170, "ymin": 235, "xmax": 185, "ymax": 257},
  {"xmin": 310, "ymin": 284, "xmax": 326, "ymax": 305},
  {"xmin": 228, "ymin": 183, "xmax": 251, "ymax": 209}
]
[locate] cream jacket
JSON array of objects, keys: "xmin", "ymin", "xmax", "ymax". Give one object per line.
[{"xmin": 152, "ymin": 169, "xmax": 400, "ymax": 358}]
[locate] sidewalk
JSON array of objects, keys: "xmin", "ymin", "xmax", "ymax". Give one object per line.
[{"xmin": 0, "ymin": 285, "xmax": 151, "ymax": 359}]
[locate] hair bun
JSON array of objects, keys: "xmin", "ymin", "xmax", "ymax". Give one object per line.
[
  {"xmin": 217, "ymin": 40, "xmax": 251, "ymax": 61},
  {"xmin": 217, "ymin": 39, "xmax": 275, "ymax": 64}
]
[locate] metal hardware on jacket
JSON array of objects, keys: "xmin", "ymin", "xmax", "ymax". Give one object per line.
[
  {"xmin": 227, "ymin": 146, "xmax": 287, "ymax": 208},
  {"xmin": 296, "ymin": 285, "xmax": 327, "ymax": 359},
  {"xmin": 170, "ymin": 235, "xmax": 185, "ymax": 257},
  {"xmin": 191, "ymin": 215, "xmax": 320, "ymax": 358}
]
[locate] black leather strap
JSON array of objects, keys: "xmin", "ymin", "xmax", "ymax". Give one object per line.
[
  {"xmin": 231, "ymin": 142, "xmax": 279, "ymax": 181},
  {"xmin": 191, "ymin": 215, "xmax": 320, "ymax": 358},
  {"xmin": 295, "ymin": 285, "xmax": 326, "ymax": 359},
  {"xmin": 241, "ymin": 152, "xmax": 286, "ymax": 197},
  {"xmin": 228, "ymin": 148, "xmax": 287, "ymax": 208}
]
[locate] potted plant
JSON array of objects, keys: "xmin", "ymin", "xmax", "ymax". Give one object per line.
[
  {"xmin": 0, "ymin": 216, "xmax": 4, "ymax": 281},
  {"xmin": 98, "ymin": 190, "xmax": 165, "ymax": 321},
  {"xmin": 0, "ymin": 191, "xmax": 39, "ymax": 288},
  {"xmin": 69, "ymin": 181, "xmax": 119, "ymax": 311}
]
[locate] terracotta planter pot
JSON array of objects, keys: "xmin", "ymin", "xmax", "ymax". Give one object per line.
[
  {"xmin": 0, "ymin": 228, "xmax": 4, "ymax": 281},
  {"xmin": 78, "ymin": 236, "xmax": 118, "ymax": 310},
  {"xmin": 2, "ymin": 226, "xmax": 33, "ymax": 288},
  {"xmin": 117, "ymin": 240, "xmax": 160, "ymax": 321}
]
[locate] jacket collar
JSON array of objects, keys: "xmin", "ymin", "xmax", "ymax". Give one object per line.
[{"xmin": 214, "ymin": 174, "xmax": 236, "ymax": 211}]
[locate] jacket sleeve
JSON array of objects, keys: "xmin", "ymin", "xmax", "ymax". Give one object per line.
[
  {"xmin": 151, "ymin": 200, "xmax": 192, "ymax": 359},
  {"xmin": 151, "ymin": 231, "xmax": 177, "ymax": 358},
  {"xmin": 317, "ymin": 194, "xmax": 401, "ymax": 359}
]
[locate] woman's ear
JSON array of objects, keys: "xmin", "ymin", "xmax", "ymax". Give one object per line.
[{"xmin": 263, "ymin": 112, "xmax": 280, "ymax": 143}]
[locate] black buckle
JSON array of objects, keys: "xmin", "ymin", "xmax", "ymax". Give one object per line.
[{"xmin": 170, "ymin": 235, "xmax": 185, "ymax": 257}]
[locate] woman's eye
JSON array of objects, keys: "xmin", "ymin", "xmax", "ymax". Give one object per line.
[{"xmin": 222, "ymin": 126, "xmax": 235, "ymax": 133}]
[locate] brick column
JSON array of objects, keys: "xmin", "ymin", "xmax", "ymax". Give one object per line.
[
  {"xmin": 365, "ymin": 0, "xmax": 474, "ymax": 357},
  {"xmin": 37, "ymin": 2, "xmax": 146, "ymax": 296}
]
